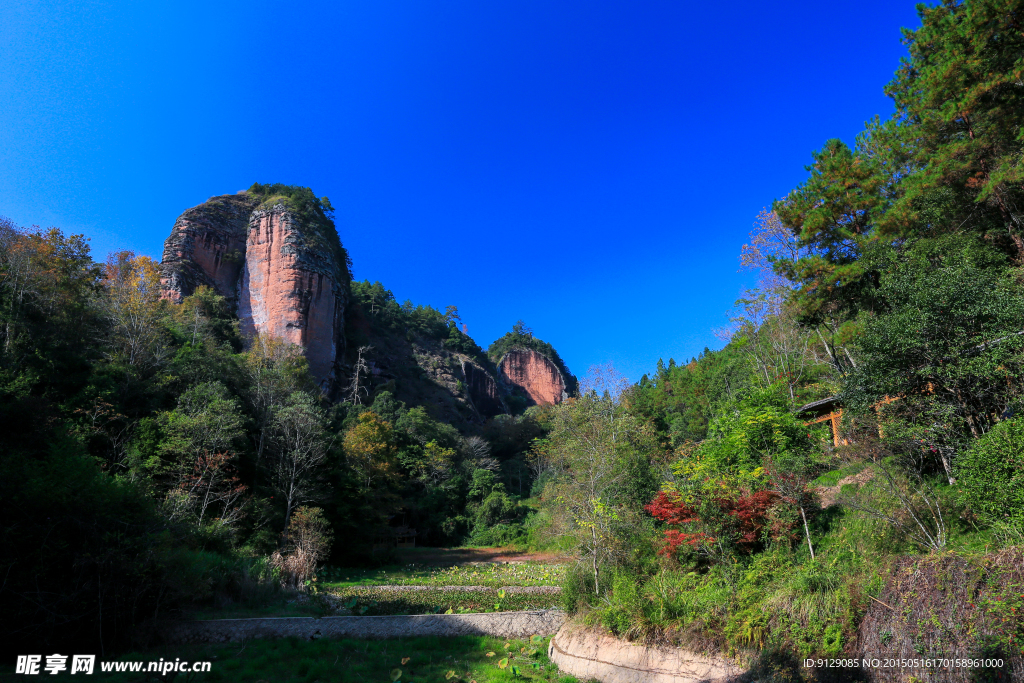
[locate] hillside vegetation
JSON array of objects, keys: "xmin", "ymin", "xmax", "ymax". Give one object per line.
[
  {"xmin": 523, "ymin": 1, "xmax": 1024, "ymax": 680},
  {"xmin": 0, "ymin": 218, "xmax": 560, "ymax": 654}
]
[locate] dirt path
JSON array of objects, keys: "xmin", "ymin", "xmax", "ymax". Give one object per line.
[
  {"xmin": 814, "ymin": 467, "xmax": 875, "ymax": 507},
  {"xmin": 396, "ymin": 547, "xmax": 569, "ymax": 566}
]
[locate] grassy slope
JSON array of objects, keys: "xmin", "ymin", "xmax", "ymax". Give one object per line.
[{"xmin": 582, "ymin": 464, "xmax": 1023, "ymax": 678}]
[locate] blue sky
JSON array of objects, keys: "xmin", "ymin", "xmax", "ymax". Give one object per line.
[{"xmin": 0, "ymin": 0, "xmax": 921, "ymax": 381}]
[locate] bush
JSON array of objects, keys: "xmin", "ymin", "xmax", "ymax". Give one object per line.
[
  {"xmin": 560, "ymin": 562, "xmax": 612, "ymax": 615},
  {"xmin": 475, "ymin": 490, "xmax": 516, "ymax": 528},
  {"xmin": 272, "ymin": 506, "xmax": 333, "ymax": 588},
  {"xmin": 955, "ymin": 418, "xmax": 1024, "ymax": 524},
  {"xmin": 598, "ymin": 571, "xmax": 645, "ymax": 637},
  {"xmin": 466, "ymin": 522, "xmax": 527, "ymax": 547}
]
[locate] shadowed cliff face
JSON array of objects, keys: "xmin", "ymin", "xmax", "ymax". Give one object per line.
[
  {"xmin": 499, "ymin": 348, "xmax": 567, "ymax": 406},
  {"xmin": 237, "ymin": 205, "xmax": 346, "ymax": 391},
  {"xmin": 160, "ymin": 193, "xmax": 347, "ymax": 393},
  {"xmin": 462, "ymin": 360, "xmax": 506, "ymax": 418},
  {"xmin": 160, "ymin": 193, "xmax": 257, "ymax": 304}
]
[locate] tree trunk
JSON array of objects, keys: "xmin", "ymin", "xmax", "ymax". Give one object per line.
[{"xmin": 799, "ymin": 505, "xmax": 815, "ymax": 561}]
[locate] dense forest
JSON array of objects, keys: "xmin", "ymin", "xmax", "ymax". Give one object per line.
[
  {"xmin": 0, "ymin": 212, "xmax": 565, "ymax": 654},
  {"xmin": 3, "ymin": 0, "xmax": 1024, "ymax": 677}
]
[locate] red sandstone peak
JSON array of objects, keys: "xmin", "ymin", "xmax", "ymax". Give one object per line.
[
  {"xmin": 159, "ymin": 191, "xmax": 348, "ymax": 394},
  {"xmin": 499, "ymin": 348, "xmax": 568, "ymax": 406}
]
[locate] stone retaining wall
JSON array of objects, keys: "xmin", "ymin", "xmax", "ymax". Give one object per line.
[
  {"xmin": 165, "ymin": 609, "xmax": 566, "ymax": 644},
  {"xmin": 548, "ymin": 624, "xmax": 743, "ymax": 683}
]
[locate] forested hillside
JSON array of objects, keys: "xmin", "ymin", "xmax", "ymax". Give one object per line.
[
  {"xmin": 525, "ymin": 1, "xmax": 1024, "ymax": 679},
  {"xmin": 0, "ymin": 209, "xmax": 571, "ymax": 654}
]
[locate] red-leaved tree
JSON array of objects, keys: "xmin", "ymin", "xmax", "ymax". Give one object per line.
[{"xmin": 646, "ymin": 488, "xmax": 780, "ymax": 560}]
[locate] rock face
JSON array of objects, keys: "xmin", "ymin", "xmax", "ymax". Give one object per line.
[
  {"xmin": 499, "ymin": 348, "xmax": 568, "ymax": 406},
  {"xmin": 237, "ymin": 204, "xmax": 347, "ymax": 391},
  {"xmin": 461, "ymin": 360, "xmax": 506, "ymax": 418},
  {"xmin": 160, "ymin": 193, "xmax": 257, "ymax": 304},
  {"xmin": 159, "ymin": 192, "xmax": 348, "ymax": 393}
]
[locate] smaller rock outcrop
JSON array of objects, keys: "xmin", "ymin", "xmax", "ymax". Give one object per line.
[
  {"xmin": 160, "ymin": 193, "xmax": 257, "ymax": 304},
  {"xmin": 499, "ymin": 348, "xmax": 568, "ymax": 406}
]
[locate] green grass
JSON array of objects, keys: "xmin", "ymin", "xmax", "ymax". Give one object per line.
[
  {"xmin": 810, "ymin": 461, "xmax": 867, "ymax": 488},
  {"xmin": 328, "ymin": 587, "xmax": 560, "ymax": 615},
  {"xmin": 30, "ymin": 635, "xmax": 575, "ymax": 682},
  {"xmin": 186, "ymin": 560, "xmax": 566, "ymax": 621}
]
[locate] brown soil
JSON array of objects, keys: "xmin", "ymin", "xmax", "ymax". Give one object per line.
[
  {"xmin": 396, "ymin": 547, "xmax": 569, "ymax": 566},
  {"xmin": 814, "ymin": 467, "xmax": 876, "ymax": 507}
]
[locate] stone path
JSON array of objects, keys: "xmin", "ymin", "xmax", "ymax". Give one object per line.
[{"xmin": 165, "ymin": 609, "xmax": 567, "ymax": 643}]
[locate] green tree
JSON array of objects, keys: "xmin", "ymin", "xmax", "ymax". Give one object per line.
[
  {"xmin": 241, "ymin": 334, "xmax": 309, "ymax": 471},
  {"xmin": 157, "ymin": 382, "xmax": 247, "ymax": 530},
  {"xmin": 775, "ymin": 0, "xmax": 1024, "ymax": 330},
  {"xmin": 268, "ymin": 392, "xmax": 332, "ymax": 531},
  {"xmin": 343, "ymin": 410, "xmax": 399, "ymax": 492},
  {"xmin": 542, "ymin": 367, "xmax": 658, "ymax": 595},
  {"xmin": 101, "ymin": 251, "xmax": 167, "ymax": 383},
  {"xmin": 882, "ymin": 0, "xmax": 1024, "ymax": 257},
  {"xmin": 955, "ymin": 417, "xmax": 1024, "ymax": 525},
  {"xmin": 846, "ymin": 237, "xmax": 1024, "ymax": 465}
]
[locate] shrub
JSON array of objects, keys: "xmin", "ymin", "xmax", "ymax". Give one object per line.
[
  {"xmin": 598, "ymin": 571, "xmax": 645, "ymax": 637},
  {"xmin": 560, "ymin": 562, "xmax": 611, "ymax": 615},
  {"xmin": 646, "ymin": 487, "xmax": 779, "ymax": 559},
  {"xmin": 272, "ymin": 506, "xmax": 333, "ymax": 588},
  {"xmin": 955, "ymin": 418, "xmax": 1024, "ymax": 524}
]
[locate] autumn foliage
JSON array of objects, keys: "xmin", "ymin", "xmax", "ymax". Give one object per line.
[{"xmin": 645, "ymin": 487, "xmax": 779, "ymax": 557}]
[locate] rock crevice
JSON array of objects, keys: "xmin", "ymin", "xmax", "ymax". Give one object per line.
[{"xmin": 461, "ymin": 360, "xmax": 507, "ymax": 418}]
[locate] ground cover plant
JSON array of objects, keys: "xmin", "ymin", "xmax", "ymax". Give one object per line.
[
  {"xmin": 327, "ymin": 586, "xmax": 560, "ymax": 616},
  {"xmin": 319, "ymin": 562, "xmax": 566, "ymax": 588},
  {"xmin": 53, "ymin": 636, "xmax": 570, "ymax": 683}
]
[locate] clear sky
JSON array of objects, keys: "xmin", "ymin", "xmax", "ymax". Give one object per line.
[{"xmin": 0, "ymin": 0, "xmax": 921, "ymax": 382}]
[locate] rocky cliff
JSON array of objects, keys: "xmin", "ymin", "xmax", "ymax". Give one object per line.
[
  {"xmin": 499, "ymin": 348, "xmax": 568, "ymax": 406},
  {"xmin": 462, "ymin": 360, "xmax": 506, "ymax": 418},
  {"xmin": 237, "ymin": 203, "xmax": 347, "ymax": 392},
  {"xmin": 160, "ymin": 187, "xmax": 349, "ymax": 393},
  {"xmin": 160, "ymin": 193, "xmax": 257, "ymax": 304}
]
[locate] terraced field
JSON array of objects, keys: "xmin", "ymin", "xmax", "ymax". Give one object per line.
[{"xmin": 318, "ymin": 548, "xmax": 568, "ymax": 616}]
